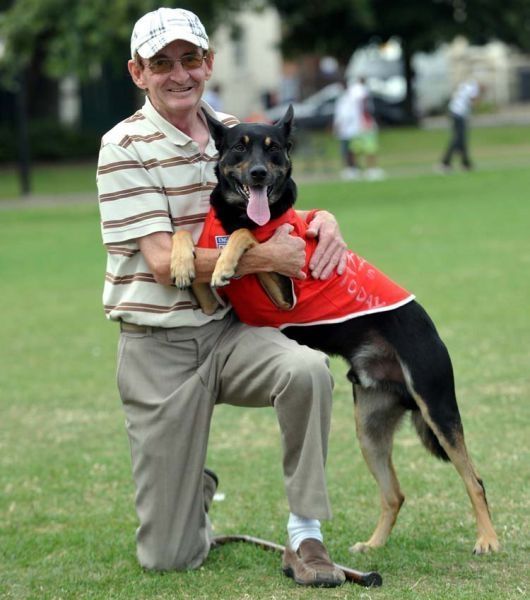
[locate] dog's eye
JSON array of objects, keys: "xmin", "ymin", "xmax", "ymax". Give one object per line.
[
  {"xmin": 233, "ymin": 143, "xmax": 246, "ymax": 152},
  {"xmin": 267, "ymin": 143, "xmax": 281, "ymax": 152}
]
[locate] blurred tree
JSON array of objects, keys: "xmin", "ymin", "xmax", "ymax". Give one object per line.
[
  {"xmin": 0, "ymin": 0, "xmax": 247, "ymax": 85},
  {"xmin": 454, "ymin": 0, "xmax": 530, "ymax": 51},
  {"xmin": 268, "ymin": 0, "xmax": 530, "ymax": 122},
  {"xmin": 368, "ymin": 0, "xmax": 530, "ymax": 120},
  {"xmin": 0, "ymin": 0, "xmax": 247, "ymax": 195},
  {"xmin": 266, "ymin": 0, "xmax": 373, "ymax": 63}
]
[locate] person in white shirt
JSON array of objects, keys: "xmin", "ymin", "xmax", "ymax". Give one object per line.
[
  {"xmin": 439, "ymin": 79, "xmax": 483, "ymax": 171},
  {"xmin": 349, "ymin": 77, "xmax": 385, "ymax": 181},
  {"xmin": 333, "ymin": 81, "xmax": 361, "ymax": 179},
  {"xmin": 334, "ymin": 78, "xmax": 385, "ymax": 181}
]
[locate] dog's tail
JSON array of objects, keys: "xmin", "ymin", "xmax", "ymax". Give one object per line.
[{"xmin": 410, "ymin": 412, "xmax": 450, "ymax": 461}]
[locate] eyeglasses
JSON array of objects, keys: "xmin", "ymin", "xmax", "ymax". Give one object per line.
[{"xmin": 146, "ymin": 52, "xmax": 209, "ymax": 74}]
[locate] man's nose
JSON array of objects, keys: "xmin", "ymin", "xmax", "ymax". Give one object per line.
[{"xmin": 169, "ymin": 60, "xmax": 190, "ymax": 78}]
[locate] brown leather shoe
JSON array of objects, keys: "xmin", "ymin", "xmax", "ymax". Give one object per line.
[{"xmin": 282, "ymin": 539, "xmax": 346, "ymax": 587}]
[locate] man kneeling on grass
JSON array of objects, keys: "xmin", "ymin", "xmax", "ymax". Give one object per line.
[{"xmin": 96, "ymin": 6, "xmax": 349, "ymax": 587}]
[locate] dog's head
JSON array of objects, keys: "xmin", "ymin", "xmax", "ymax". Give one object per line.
[{"xmin": 205, "ymin": 106, "xmax": 295, "ymax": 226}]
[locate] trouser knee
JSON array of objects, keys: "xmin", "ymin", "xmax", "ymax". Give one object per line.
[
  {"xmin": 273, "ymin": 346, "xmax": 333, "ymax": 408},
  {"xmin": 288, "ymin": 345, "xmax": 331, "ymax": 381}
]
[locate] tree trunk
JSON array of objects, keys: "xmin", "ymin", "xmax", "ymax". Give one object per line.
[
  {"xmin": 401, "ymin": 41, "xmax": 419, "ymax": 125},
  {"xmin": 15, "ymin": 70, "xmax": 32, "ymax": 196}
]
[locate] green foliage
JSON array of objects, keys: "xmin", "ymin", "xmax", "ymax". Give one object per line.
[
  {"xmin": 269, "ymin": 0, "xmax": 530, "ymax": 59},
  {"xmin": 268, "ymin": 0, "xmax": 373, "ymax": 62},
  {"xmin": 459, "ymin": 0, "xmax": 530, "ymax": 49},
  {"xmin": 0, "ymin": 0, "xmax": 162, "ymax": 84},
  {"xmin": 0, "ymin": 118, "xmax": 100, "ymax": 162},
  {"xmin": 1, "ymin": 0, "xmax": 529, "ymax": 89},
  {"xmin": 0, "ymin": 0, "xmax": 248, "ymax": 85}
]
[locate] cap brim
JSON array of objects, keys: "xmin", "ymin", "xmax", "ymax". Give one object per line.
[{"xmin": 135, "ymin": 32, "xmax": 209, "ymax": 59}]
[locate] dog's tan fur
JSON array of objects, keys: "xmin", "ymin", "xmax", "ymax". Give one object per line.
[{"xmin": 171, "ymin": 229, "xmax": 291, "ymax": 315}]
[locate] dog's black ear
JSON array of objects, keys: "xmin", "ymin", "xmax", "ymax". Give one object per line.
[
  {"xmin": 275, "ymin": 104, "xmax": 294, "ymax": 139},
  {"xmin": 203, "ymin": 110, "xmax": 228, "ymax": 150}
]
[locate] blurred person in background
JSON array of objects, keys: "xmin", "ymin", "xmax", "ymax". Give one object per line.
[
  {"xmin": 439, "ymin": 79, "xmax": 483, "ymax": 172},
  {"xmin": 333, "ymin": 80, "xmax": 361, "ymax": 180},
  {"xmin": 349, "ymin": 77, "xmax": 385, "ymax": 181}
]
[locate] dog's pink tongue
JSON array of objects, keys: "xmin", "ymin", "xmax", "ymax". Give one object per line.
[{"xmin": 247, "ymin": 186, "xmax": 270, "ymax": 225}]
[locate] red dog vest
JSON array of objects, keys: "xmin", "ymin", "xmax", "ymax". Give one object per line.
[{"xmin": 198, "ymin": 209, "xmax": 415, "ymax": 329}]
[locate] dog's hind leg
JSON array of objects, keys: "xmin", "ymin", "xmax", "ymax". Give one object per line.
[
  {"xmin": 350, "ymin": 386, "xmax": 407, "ymax": 553},
  {"xmin": 377, "ymin": 301, "xmax": 499, "ymax": 553},
  {"xmin": 400, "ymin": 354, "xmax": 499, "ymax": 554}
]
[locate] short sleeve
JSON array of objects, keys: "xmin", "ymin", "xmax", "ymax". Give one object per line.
[{"xmin": 97, "ymin": 142, "xmax": 173, "ymax": 244}]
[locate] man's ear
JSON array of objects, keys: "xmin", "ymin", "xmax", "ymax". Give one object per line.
[
  {"xmin": 127, "ymin": 59, "xmax": 147, "ymax": 91},
  {"xmin": 204, "ymin": 51, "xmax": 214, "ymax": 81},
  {"xmin": 203, "ymin": 111, "xmax": 228, "ymax": 150}
]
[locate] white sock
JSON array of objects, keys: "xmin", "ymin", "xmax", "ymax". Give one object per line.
[{"xmin": 287, "ymin": 512, "xmax": 323, "ymax": 552}]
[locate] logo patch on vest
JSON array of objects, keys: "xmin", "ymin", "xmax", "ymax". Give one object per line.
[{"xmin": 215, "ymin": 235, "xmax": 229, "ymax": 249}]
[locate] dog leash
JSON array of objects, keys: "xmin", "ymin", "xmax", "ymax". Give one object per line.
[{"xmin": 211, "ymin": 534, "xmax": 383, "ymax": 587}]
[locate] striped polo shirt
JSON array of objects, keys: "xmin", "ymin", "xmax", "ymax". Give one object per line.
[{"xmin": 97, "ymin": 97, "xmax": 238, "ymax": 327}]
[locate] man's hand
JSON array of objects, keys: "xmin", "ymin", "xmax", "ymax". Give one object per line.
[
  {"xmin": 261, "ymin": 223, "xmax": 307, "ymax": 279},
  {"xmin": 306, "ymin": 211, "xmax": 348, "ymax": 279}
]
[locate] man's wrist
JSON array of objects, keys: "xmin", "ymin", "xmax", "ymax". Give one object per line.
[{"xmin": 236, "ymin": 244, "xmax": 272, "ymax": 276}]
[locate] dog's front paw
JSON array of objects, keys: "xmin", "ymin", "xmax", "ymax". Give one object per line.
[
  {"xmin": 171, "ymin": 231, "xmax": 196, "ymax": 289},
  {"xmin": 173, "ymin": 269, "xmax": 196, "ymax": 289},
  {"xmin": 211, "ymin": 266, "xmax": 235, "ymax": 288},
  {"xmin": 171, "ymin": 254, "xmax": 196, "ymax": 289}
]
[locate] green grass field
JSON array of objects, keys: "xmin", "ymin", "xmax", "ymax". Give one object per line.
[{"xmin": 1, "ymin": 146, "xmax": 529, "ymax": 598}]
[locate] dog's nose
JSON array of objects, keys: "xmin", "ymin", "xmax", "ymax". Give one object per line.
[{"xmin": 250, "ymin": 166, "xmax": 267, "ymax": 182}]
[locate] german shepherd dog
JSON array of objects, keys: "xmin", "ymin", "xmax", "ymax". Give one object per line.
[{"xmin": 170, "ymin": 106, "xmax": 499, "ymax": 555}]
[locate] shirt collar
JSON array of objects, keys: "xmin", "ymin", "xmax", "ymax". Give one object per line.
[{"xmin": 141, "ymin": 96, "xmax": 217, "ymax": 155}]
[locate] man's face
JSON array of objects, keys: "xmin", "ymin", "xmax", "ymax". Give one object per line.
[{"xmin": 128, "ymin": 40, "xmax": 213, "ymax": 123}]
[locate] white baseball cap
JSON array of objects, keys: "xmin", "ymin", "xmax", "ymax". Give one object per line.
[{"xmin": 130, "ymin": 8, "xmax": 209, "ymax": 59}]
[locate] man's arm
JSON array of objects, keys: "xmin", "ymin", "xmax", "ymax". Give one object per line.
[
  {"xmin": 137, "ymin": 223, "xmax": 307, "ymax": 286},
  {"xmin": 136, "ymin": 232, "xmax": 219, "ymax": 286}
]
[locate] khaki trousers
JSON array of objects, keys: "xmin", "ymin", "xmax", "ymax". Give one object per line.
[{"xmin": 117, "ymin": 313, "xmax": 334, "ymax": 571}]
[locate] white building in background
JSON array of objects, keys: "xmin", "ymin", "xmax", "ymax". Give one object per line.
[
  {"xmin": 347, "ymin": 37, "xmax": 530, "ymax": 116},
  {"xmin": 448, "ymin": 37, "xmax": 514, "ymax": 105},
  {"xmin": 207, "ymin": 7, "xmax": 283, "ymax": 120}
]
